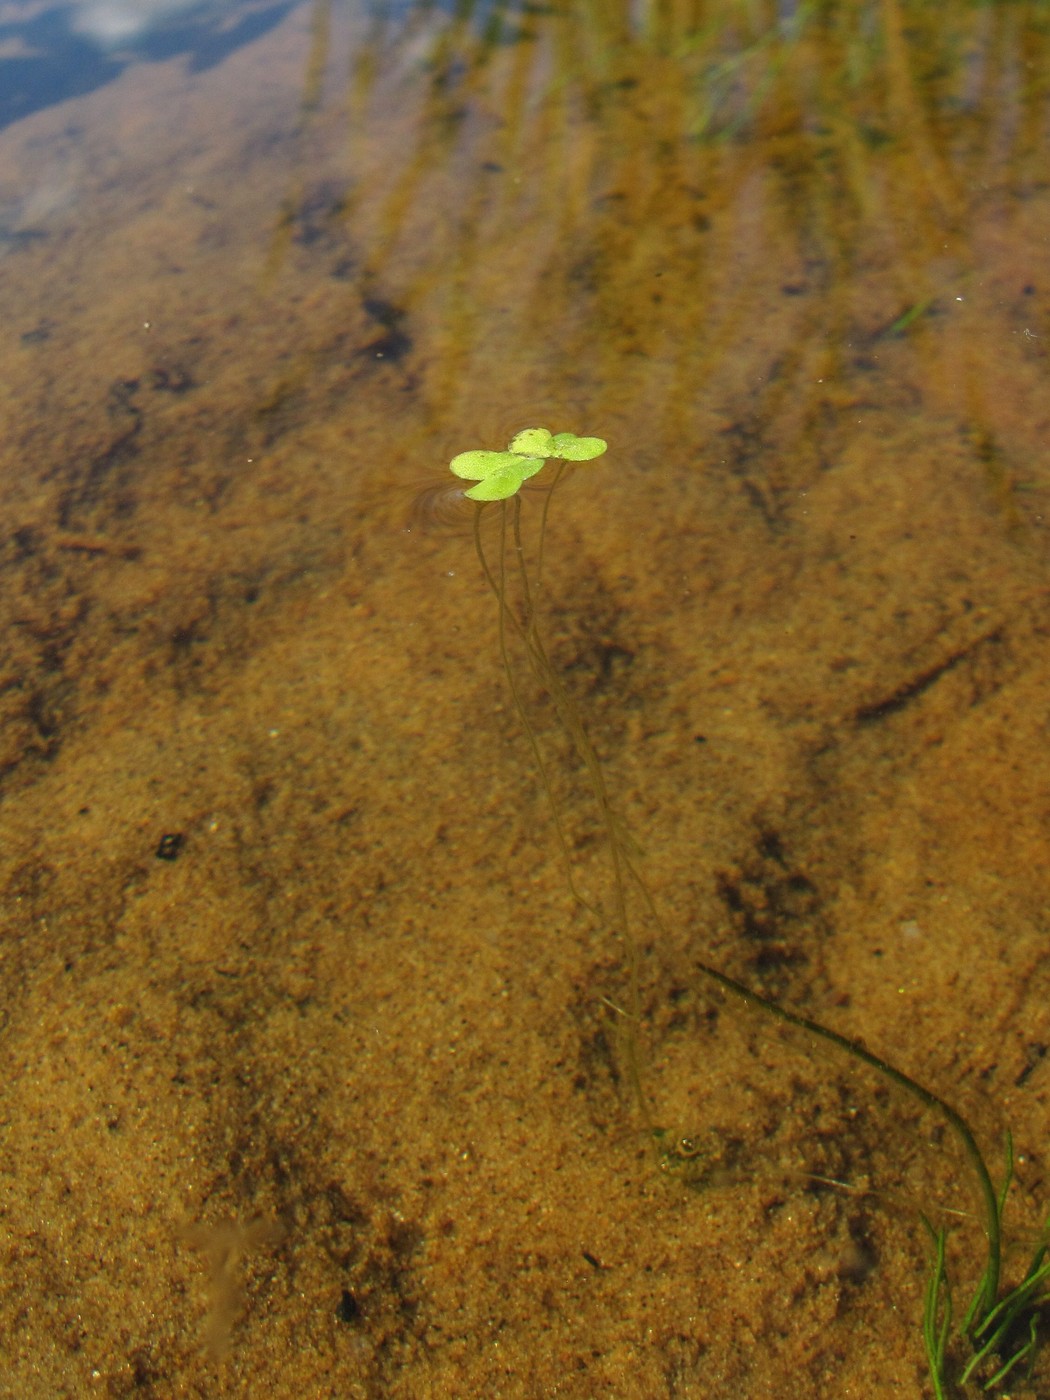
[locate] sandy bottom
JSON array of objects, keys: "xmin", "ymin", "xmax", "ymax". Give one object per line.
[{"xmin": 1, "ymin": 5, "xmax": 1049, "ymax": 1397}]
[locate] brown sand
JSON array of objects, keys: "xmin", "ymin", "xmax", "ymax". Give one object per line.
[{"xmin": 1, "ymin": 3, "xmax": 1049, "ymax": 1396}]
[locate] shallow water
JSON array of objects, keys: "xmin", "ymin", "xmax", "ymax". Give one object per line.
[{"xmin": 1, "ymin": 1, "xmax": 1049, "ymax": 1395}]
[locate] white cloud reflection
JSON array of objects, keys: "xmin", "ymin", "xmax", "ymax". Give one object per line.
[{"xmin": 70, "ymin": 0, "xmax": 219, "ymax": 46}]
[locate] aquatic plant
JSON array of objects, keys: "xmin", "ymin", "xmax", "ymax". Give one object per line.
[
  {"xmin": 450, "ymin": 427, "xmax": 607, "ymax": 500},
  {"xmin": 446, "ymin": 427, "xmax": 1049, "ymax": 1394},
  {"xmin": 449, "ymin": 425, "xmax": 655, "ymax": 1113},
  {"xmin": 922, "ymin": 1137, "xmax": 1050, "ymax": 1397}
]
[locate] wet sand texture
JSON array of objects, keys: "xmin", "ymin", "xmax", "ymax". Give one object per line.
[{"xmin": 1, "ymin": 2, "xmax": 1049, "ymax": 1395}]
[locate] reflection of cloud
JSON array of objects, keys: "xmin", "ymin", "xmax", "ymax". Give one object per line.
[
  {"xmin": 0, "ymin": 36, "xmax": 44, "ymax": 56},
  {"xmin": 71, "ymin": 0, "xmax": 218, "ymax": 46},
  {"xmin": 0, "ymin": 0, "xmax": 296, "ymax": 131}
]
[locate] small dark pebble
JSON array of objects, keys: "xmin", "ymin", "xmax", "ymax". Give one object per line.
[{"xmin": 155, "ymin": 832, "xmax": 185, "ymax": 861}]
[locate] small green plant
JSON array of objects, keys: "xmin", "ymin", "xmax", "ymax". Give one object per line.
[
  {"xmin": 450, "ymin": 425, "xmax": 650, "ymax": 1115},
  {"xmin": 924, "ymin": 1134, "xmax": 1050, "ymax": 1395},
  {"xmin": 447, "ymin": 426, "xmax": 1048, "ymax": 1395},
  {"xmin": 450, "ymin": 427, "xmax": 608, "ymax": 500}
]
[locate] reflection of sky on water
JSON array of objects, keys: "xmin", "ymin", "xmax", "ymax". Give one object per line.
[{"xmin": 0, "ymin": 0, "xmax": 300, "ymax": 130}]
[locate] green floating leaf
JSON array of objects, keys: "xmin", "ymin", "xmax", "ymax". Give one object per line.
[
  {"xmin": 508, "ymin": 427, "xmax": 555, "ymax": 457},
  {"xmin": 550, "ymin": 433, "xmax": 607, "ymax": 461},
  {"xmin": 463, "ymin": 464, "xmax": 527, "ymax": 501},
  {"xmin": 449, "ymin": 449, "xmax": 520, "ymax": 482},
  {"xmin": 450, "ymin": 448, "xmax": 545, "ymax": 501},
  {"xmin": 448, "ymin": 427, "xmax": 608, "ymax": 501}
]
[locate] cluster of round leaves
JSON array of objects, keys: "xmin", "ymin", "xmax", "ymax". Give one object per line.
[{"xmin": 449, "ymin": 427, "xmax": 608, "ymax": 501}]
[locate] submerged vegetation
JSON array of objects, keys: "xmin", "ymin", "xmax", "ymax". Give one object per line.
[{"xmin": 449, "ymin": 427, "xmax": 1050, "ymax": 1396}]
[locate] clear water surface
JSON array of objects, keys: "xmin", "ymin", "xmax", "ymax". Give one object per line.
[{"xmin": 1, "ymin": 2, "xmax": 1049, "ymax": 1395}]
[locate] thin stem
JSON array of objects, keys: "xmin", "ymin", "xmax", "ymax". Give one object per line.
[
  {"xmin": 473, "ymin": 495, "xmax": 650, "ymax": 1123},
  {"xmin": 693, "ymin": 957, "xmax": 1001, "ymax": 1317},
  {"xmin": 472, "ymin": 503, "xmax": 593, "ymax": 912},
  {"xmin": 509, "ymin": 498, "xmax": 649, "ymax": 1121}
]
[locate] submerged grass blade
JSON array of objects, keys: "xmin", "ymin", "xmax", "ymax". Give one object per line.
[
  {"xmin": 923, "ymin": 1221, "xmax": 951, "ymax": 1400},
  {"xmin": 691, "ymin": 957, "xmax": 1002, "ymax": 1318}
]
